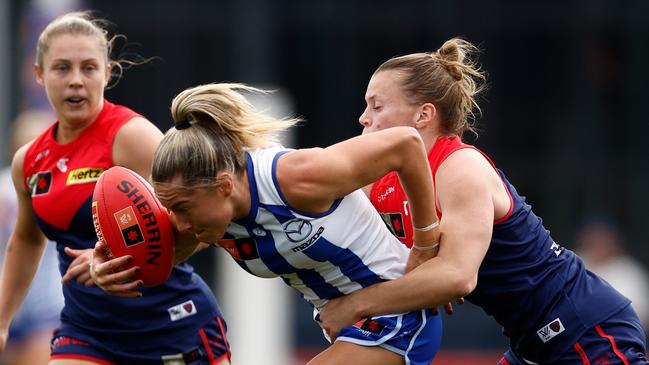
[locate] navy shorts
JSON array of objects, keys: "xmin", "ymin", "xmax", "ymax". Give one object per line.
[
  {"xmin": 50, "ymin": 316, "xmax": 230, "ymax": 365},
  {"xmin": 335, "ymin": 308, "xmax": 442, "ymax": 365},
  {"xmin": 498, "ymin": 305, "xmax": 648, "ymax": 365}
]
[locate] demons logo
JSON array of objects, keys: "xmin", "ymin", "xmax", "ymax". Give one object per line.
[{"xmin": 27, "ymin": 171, "xmax": 52, "ymax": 196}]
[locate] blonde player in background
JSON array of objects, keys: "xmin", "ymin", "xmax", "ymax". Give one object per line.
[{"xmin": 0, "ymin": 12, "xmax": 230, "ymax": 364}]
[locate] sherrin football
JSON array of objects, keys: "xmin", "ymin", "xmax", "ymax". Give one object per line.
[{"xmin": 92, "ymin": 166, "xmax": 174, "ymax": 286}]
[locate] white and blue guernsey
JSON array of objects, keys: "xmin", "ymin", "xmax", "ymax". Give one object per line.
[{"xmin": 217, "ymin": 147, "xmax": 442, "ymax": 365}]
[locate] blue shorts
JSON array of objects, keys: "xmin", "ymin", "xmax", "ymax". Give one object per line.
[
  {"xmin": 335, "ymin": 309, "xmax": 442, "ymax": 365},
  {"xmin": 50, "ymin": 316, "xmax": 230, "ymax": 365},
  {"xmin": 498, "ymin": 305, "xmax": 647, "ymax": 365}
]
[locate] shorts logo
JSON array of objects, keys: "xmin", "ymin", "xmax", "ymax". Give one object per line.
[
  {"xmin": 537, "ymin": 318, "xmax": 565, "ymax": 343},
  {"xmin": 161, "ymin": 354, "xmax": 186, "ymax": 365},
  {"xmin": 66, "ymin": 167, "xmax": 103, "ymax": 185},
  {"xmin": 28, "ymin": 171, "xmax": 52, "ymax": 196},
  {"xmin": 354, "ymin": 318, "xmax": 385, "ymax": 337},
  {"xmin": 168, "ymin": 300, "xmax": 197, "ymax": 321},
  {"xmin": 161, "ymin": 346, "xmax": 202, "ymax": 365},
  {"xmin": 283, "ymin": 218, "xmax": 312, "ymax": 242},
  {"xmin": 50, "ymin": 336, "xmax": 89, "ymax": 351},
  {"xmin": 114, "ymin": 206, "xmax": 144, "ymax": 247}
]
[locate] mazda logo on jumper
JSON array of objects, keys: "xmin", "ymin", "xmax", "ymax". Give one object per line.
[{"xmin": 283, "ymin": 219, "xmax": 313, "ymax": 242}]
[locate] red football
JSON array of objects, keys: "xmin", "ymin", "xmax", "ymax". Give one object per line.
[{"xmin": 92, "ymin": 166, "xmax": 174, "ymax": 286}]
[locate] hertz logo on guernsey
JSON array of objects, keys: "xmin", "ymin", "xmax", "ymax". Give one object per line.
[{"xmin": 66, "ymin": 168, "xmax": 104, "ymax": 185}]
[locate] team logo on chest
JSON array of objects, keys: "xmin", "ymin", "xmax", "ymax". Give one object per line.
[
  {"xmin": 379, "ymin": 212, "xmax": 406, "ymax": 238},
  {"xmin": 218, "ymin": 234, "xmax": 259, "ymax": 260},
  {"xmin": 283, "ymin": 218, "xmax": 313, "ymax": 243},
  {"xmin": 27, "ymin": 171, "xmax": 52, "ymax": 196},
  {"xmin": 56, "ymin": 157, "xmax": 69, "ymax": 172}
]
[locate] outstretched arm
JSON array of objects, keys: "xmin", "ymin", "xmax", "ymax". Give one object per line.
[
  {"xmin": 319, "ymin": 148, "xmax": 495, "ymax": 339},
  {"xmin": 277, "ymin": 126, "xmax": 440, "ymax": 247}
]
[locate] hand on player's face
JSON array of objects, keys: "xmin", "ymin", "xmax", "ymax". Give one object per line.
[{"xmin": 90, "ymin": 241, "xmax": 143, "ymax": 298}]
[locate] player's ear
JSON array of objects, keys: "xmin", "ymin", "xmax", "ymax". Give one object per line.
[
  {"xmin": 414, "ymin": 103, "xmax": 436, "ymax": 129},
  {"xmin": 216, "ymin": 172, "xmax": 233, "ymax": 196},
  {"xmin": 34, "ymin": 64, "xmax": 45, "ymax": 86},
  {"xmin": 104, "ymin": 62, "xmax": 112, "ymax": 86}
]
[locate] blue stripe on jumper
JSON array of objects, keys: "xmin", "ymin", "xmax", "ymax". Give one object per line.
[{"xmin": 303, "ymin": 236, "xmax": 384, "ymax": 289}]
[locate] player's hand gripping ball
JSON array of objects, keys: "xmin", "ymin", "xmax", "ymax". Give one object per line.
[{"xmin": 92, "ymin": 166, "xmax": 174, "ymax": 286}]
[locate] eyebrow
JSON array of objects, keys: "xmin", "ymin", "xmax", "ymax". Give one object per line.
[
  {"xmin": 167, "ymin": 190, "xmax": 196, "ymax": 208},
  {"xmin": 50, "ymin": 58, "xmax": 101, "ymax": 64},
  {"xmin": 159, "ymin": 197, "xmax": 189, "ymax": 212}
]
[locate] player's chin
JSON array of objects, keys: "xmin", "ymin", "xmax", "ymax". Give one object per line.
[{"xmin": 195, "ymin": 230, "xmax": 220, "ymax": 243}]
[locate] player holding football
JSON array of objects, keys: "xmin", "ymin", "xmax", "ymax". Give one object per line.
[
  {"xmin": 91, "ymin": 82, "xmax": 445, "ymax": 365},
  {"xmin": 318, "ymin": 38, "xmax": 648, "ymax": 364},
  {"xmin": 0, "ymin": 12, "xmax": 230, "ymax": 364}
]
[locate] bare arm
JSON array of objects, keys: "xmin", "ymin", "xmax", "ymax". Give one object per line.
[
  {"xmin": 319, "ymin": 148, "xmax": 496, "ymax": 337},
  {"xmin": 277, "ymin": 126, "xmax": 439, "ymax": 245},
  {"xmin": 358, "ymin": 149, "xmax": 493, "ymax": 310},
  {"xmin": 0, "ymin": 146, "xmax": 48, "ymax": 349},
  {"xmin": 361, "ymin": 184, "xmax": 373, "ymax": 198},
  {"xmin": 112, "ymin": 116, "xmax": 163, "ymax": 179}
]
